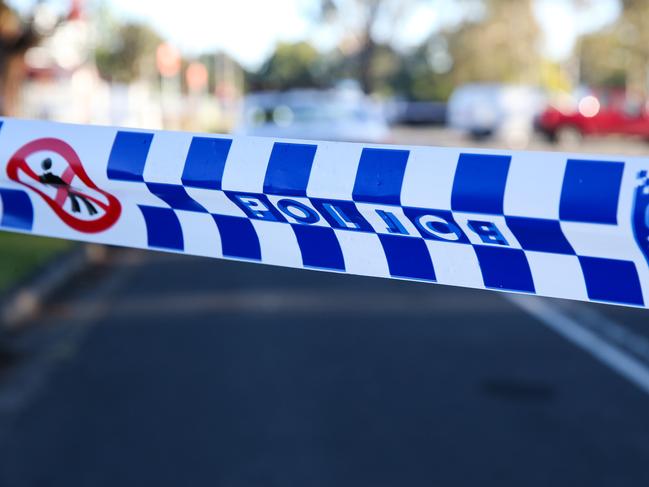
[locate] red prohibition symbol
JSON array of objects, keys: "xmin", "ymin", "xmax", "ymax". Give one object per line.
[{"xmin": 6, "ymin": 138, "xmax": 121, "ymax": 233}]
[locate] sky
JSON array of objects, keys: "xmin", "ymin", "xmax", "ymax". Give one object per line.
[{"xmin": 9, "ymin": 0, "xmax": 622, "ymax": 69}]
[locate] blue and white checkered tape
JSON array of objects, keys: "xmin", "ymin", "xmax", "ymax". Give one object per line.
[{"xmin": 1, "ymin": 117, "xmax": 649, "ymax": 308}]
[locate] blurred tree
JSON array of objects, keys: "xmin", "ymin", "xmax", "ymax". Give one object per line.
[
  {"xmin": 327, "ymin": 42, "xmax": 404, "ymax": 95},
  {"xmin": 360, "ymin": 43, "xmax": 401, "ymax": 95},
  {"xmin": 95, "ymin": 22, "xmax": 162, "ymax": 83},
  {"xmin": 390, "ymin": 40, "xmax": 455, "ymax": 101},
  {"xmin": 579, "ymin": 29, "xmax": 627, "ymax": 88},
  {"xmin": 617, "ymin": 0, "xmax": 649, "ymax": 95},
  {"xmin": 247, "ymin": 41, "xmax": 322, "ymax": 90},
  {"xmin": 0, "ymin": 1, "xmax": 38, "ymax": 115},
  {"xmin": 317, "ymin": 0, "xmax": 417, "ymax": 93},
  {"xmin": 445, "ymin": 0, "xmax": 541, "ymax": 85},
  {"xmin": 577, "ymin": 0, "xmax": 649, "ymax": 95}
]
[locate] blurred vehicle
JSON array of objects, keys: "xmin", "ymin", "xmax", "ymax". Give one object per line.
[
  {"xmin": 537, "ymin": 88, "xmax": 649, "ymax": 145},
  {"xmin": 235, "ymin": 88, "xmax": 390, "ymax": 143},
  {"xmin": 386, "ymin": 100, "xmax": 447, "ymax": 126},
  {"xmin": 447, "ymin": 83, "xmax": 547, "ymax": 147}
]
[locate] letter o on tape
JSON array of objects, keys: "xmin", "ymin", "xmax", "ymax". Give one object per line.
[
  {"xmin": 277, "ymin": 199, "xmax": 320, "ymax": 224},
  {"xmin": 416, "ymin": 214, "xmax": 462, "ymax": 241}
]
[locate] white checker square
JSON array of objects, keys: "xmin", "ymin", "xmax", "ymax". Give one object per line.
[
  {"xmin": 424, "ymin": 240, "xmax": 485, "ymax": 289},
  {"xmin": 185, "ymin": 188, "xmax": 247, "ymax": 217},
  {"xmin": 525, "ymin": 251, "xmax": 588, "ymax": 301},
  {"xmin": 333, "ymin": 229, "xmax": 390, "ymax": 278},
  {"xmin": 113, "ymin": 182, "xmax": 169, "ymax": 208},
  {"xmin": 251, "ymin": 220, "xmax": 302, "ymax": 268},
  {"xmin": 306, "ymin": 141, "xmax": 363, "ymax": 199},
  {"xmin": 503, "ymin": 152, "xmax": 567, "ymax": 219},
  {"xmin": 142, "ymin": 131, "xmax": 193, "ymax": 184},
  {"xmin": 400, "ymin": 146, "xmax": 459, "ymax": 210},
  {"xmin": 560, "ymin": 221, "xmax": 638, "ymax": 260},
  {"xmin": 177, "ymin": 211, "xmax": 222, "ymax": 258},
  {"xmin": 221, "ymin": 136, "xmax": 275, "ymax": 193}
]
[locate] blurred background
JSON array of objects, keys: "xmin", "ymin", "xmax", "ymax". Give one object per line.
[
  {"xmin": 1, "ymin": 0, "xmax": 649, "ymax": 148},
  {"xmin": 2, "ymin": 2, "xmax": 649, "ymax": 486}
]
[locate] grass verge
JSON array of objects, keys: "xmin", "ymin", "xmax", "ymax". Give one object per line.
[{"xmin": 0, "ymin": 232, "xmax": 73, "ymax": 293}]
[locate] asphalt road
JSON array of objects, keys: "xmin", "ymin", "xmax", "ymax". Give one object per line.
[
  {"xmin": 1, "ymin": 129, "xmax": 649, "ymax": 486},
  {"xmin": 0, "ymin": 248, "xmax": 648, "ymax": 487}
]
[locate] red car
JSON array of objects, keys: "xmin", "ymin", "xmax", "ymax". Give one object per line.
[{"xmin": 537, "ymin": 90, "xmax": 649, "ymax": 144}]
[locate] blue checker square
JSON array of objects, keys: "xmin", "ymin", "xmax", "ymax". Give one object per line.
[
  {"xmin": 212, "ymin": 214, "xmax": 261, "ymax": 261},
  {"xmin": 505, "ymin": 216, "xmax": 574, "ymax": 255},
  {"xmin": 181, "ymin": 137, "xmax": 232, "ymax": 189},
  {"xmin": 579, "ymin": 256, "xmax": 643, "ymax": 306},
  {"xmin": 0, "ymin": 188, "xmax": 33, "ymax": 231},
  {"xmin": 560, "ymin": 159, "xmax": 624, "ymax": 224},
  {"xmin": 378, "ymin": 234, "xmax": 436, "ymax": 282},
  {"xmin": 451, "ymin": 153, "xmax": 511, "ymax": 214},
  {"xmin": 146, "ymin": 183, "xmax": 207, "ymax": 213},
  {"xmin": 263, "ymin": 142, "xmax": 317, "ymax": 196},
  {"xmin": 473, "ymin": 246, "xmax": 535, "ymax": 293},
  {"xmin": 139, "ymin": 205, "xmax": 184, "ymax": 251},
  {"xmin": 107, "ymin": 131, "xmax": 153, "ymax": 182},
  {"xmin": 0, "ymin": 188, "xmax": 34, "ymax": 231},
  {"xmin": 292, "ymin": 225, "xmax": 345, "ymax": 271},
  {"xmin": 352, "ymin": 148, "xmax": 409, "ymax": 205}
]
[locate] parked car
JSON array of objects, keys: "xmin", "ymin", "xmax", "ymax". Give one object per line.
[
  {"xmin": 235, "ymin": 88, "xmax": 390, "ymax": 143},
  {"xmin": 385, "ymin": 100, "xmax": 447, "ymax": 126},
  {"xmin": 537, "ymin": 88, "xmax": 649, "ymax": 145},
  {"xmin": 447, "ymin": 83, "xmax": 547, "ymax": 147}
]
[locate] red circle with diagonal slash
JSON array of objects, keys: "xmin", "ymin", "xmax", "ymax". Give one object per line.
[{"xmin": 6, "ymin": 138, "xmax": 121, "ymax": 233}]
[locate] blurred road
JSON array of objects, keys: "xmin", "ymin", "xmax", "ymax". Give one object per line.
[
  {"xmin": 391, "ymin": 126, "xmax": 649, "ymax": 155},
  {"xmin": 1, "ymin": 129, "xmax": 649, "ymax": 486}
]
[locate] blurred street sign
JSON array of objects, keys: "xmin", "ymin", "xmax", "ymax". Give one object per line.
[
  {"xmin": 156, "ymin": 43, "xmax": 181, "ymax": 78},
  {"xmin": 186, "ymin": 62, "xmax": 208, "ymax": 93}
]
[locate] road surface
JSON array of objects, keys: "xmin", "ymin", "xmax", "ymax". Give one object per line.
[{"xmin": 0, "ymin": 248, "xmax": 648, "ymax": 486}]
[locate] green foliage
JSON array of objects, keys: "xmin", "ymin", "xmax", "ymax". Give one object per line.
[
  {"xmin": 246, "ymin": 39, "xmax": 453, "ymax": 101},
  {"xmin": 249, "ymin": 0, "xmax": 542, "ymax": 100},
  {"xmin": 95, "ymin": 22, "xmax": 162, "ymax": 83},
  {"xmin": 445, "ymin": 0, "xmax": 541, "ymax": 85},
  {"xmin": 578, "ymin": 0, "xmax": 649, "ymax": 94},
  {"xmin": 248, "ymin": 42, "xmax": 323, "ymax": 91},
  {"xmin": 0, "ymin": 233, "xmax": 72, "ymax": 292},
  {"xmin": 579, "ymin": 30, "xmax": 627, "ymax": 89}
]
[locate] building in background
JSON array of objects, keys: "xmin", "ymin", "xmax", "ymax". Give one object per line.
[
  {"xmin": 11, "ymin": 0, "xmax": 244, "ymax": 131},
  {"xmin": 20, "ymin": 0, "xmax": 166, "ymax": 128}
]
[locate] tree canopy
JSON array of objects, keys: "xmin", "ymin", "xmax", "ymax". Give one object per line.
[
  {"xmin": 247, "ymin": 41, "xmax": 322, "ymax": 91},
  {"xmin": 95, "ymin": 22, "xmax": 162, "ymax": 83},
  {"xmin": 579, "ymin": 0, "xmax": 649, "ymax": 94}
]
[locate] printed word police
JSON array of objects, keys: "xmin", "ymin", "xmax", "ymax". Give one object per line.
[{"xmin": 229, "ymin": 192, "xmax": 511, "ymax": 247}]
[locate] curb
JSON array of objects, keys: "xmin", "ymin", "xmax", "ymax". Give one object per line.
[{"xmin": 0, "ymin": 244, "xmax": 107, "ymax": 328}]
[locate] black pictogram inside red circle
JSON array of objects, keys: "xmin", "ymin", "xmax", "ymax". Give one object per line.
[{"xmin": 6, "ymin": 138, "xmax": 121, "ymax": 233}]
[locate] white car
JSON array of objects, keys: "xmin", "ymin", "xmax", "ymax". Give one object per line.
[
  {"xmin": 235, "ymin": 89, "xmax": 390, "ymax": 143},
  {"xmin": 448, "ymin": 83, "xmax": 547, "ymax": 147}
]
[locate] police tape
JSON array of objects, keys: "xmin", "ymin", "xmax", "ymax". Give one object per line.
[{"xmin": 1, "ymin": 117, "xmax": 648, "ymax": 308}]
